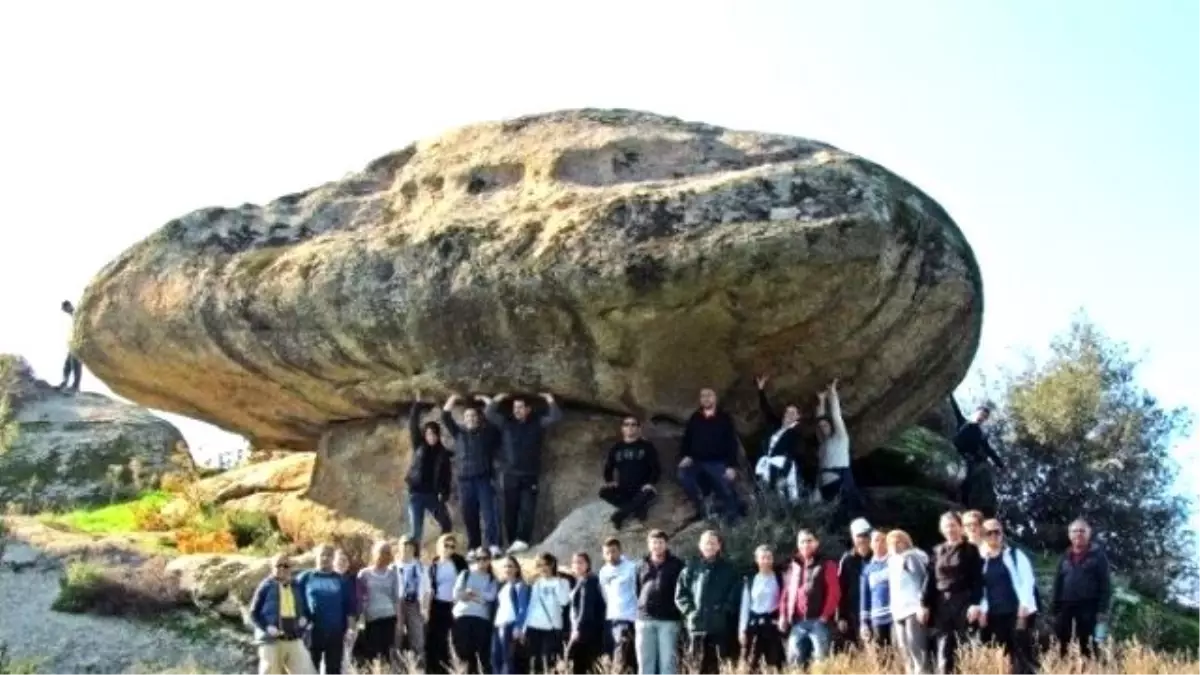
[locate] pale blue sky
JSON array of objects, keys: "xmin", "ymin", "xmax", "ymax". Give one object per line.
[{"xmin": 0, "ymin": 2, "xmax": 1196, "ymax": 502}]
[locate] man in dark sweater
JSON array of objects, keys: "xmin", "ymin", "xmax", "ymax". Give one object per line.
[
  {"xmin": 677, "ymin": 387, "xmax": 744, "ymax": 523},
  {"xmin": 1051, "ymin": 518, "xmax": 1112, "ymax": 659},
  {"xmin": 835, "ymin": 518, "xmax": 873, "ymax": 650},
  {"xmin": 954, "ymin": 406, "xmax": 1005, "ymax": 514},
  {"xmin": 482, "ymin": 391, "xmax": 562, "ymax": 553},
  {"xmin": 405, "ymin": 401, "xmax": 453, "ymax": 546},
  {"xmin": 599, "ymin": 416, "xmax": 662, "ymax": 529},
  {"xmin": 442, "ymin": 394, "xmax": 503, "ymax": 556}
]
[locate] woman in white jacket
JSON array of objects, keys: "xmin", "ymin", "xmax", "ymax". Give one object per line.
[
  {"xmin": 523, "ymin": 552, "xmax": 572, "ymax": 672},
  {"xmin": 886, "ymin": 530, "xmax": 929, "ymax": 675},
  {"xmin": 979, "ymin": 519, "xmax": 1039, "ymax": 674}
]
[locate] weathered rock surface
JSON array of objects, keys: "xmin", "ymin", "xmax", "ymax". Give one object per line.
[
  {"xmin": 168, "ymin": 551, "xmax": 313, "ymax": 621},
  {"xmin": 854, "ymin": 426, "xmax": 965, "ymax": 497},
  {"xmin": 0, "ymin": 355, "xmax": 188, "ymax": 507},
  {"xmin": 76, "ymin": 109, "xmax": 982, "ymax": 456},
  {"xmin": 196, "ymin": 452, "xmax": 313, "ymax": 504}
]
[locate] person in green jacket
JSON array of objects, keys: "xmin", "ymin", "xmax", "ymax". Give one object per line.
[{"xmin": 675, "ymin": 529, "xmax": 741, "ymax": 673}]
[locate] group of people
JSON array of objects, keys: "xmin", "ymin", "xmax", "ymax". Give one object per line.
[
  {"xmin": 408, "ymin": 377, "xmax": 863, "ymax": 560},
  {"xmin": 248, "ymin": 509, "xmax": 1112, "ymax": 675}
]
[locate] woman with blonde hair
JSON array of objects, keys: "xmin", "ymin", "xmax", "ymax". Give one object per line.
[
  {"xmin": 427, "ymin": 533, "xmax": 468, "ymax": 674},
  {"xmin": 356, "ymin": 540, "xmax": 400, "ymax": 667},
  {"xmin": 887, "ymin": 529, "xmax": 929, "ymax": 674}
]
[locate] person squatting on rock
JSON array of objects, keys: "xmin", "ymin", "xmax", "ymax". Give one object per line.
[
  {"xmin": 522, "ymin": 552, "xmax": 573, "ymax": 672},
  {"xmin": 954, "ymin": 406, "xmax": 1005, "ymax": 515},
  {"xmin": 298, "ymin": 545, "xmax": 356, "ymax": 675},
  {"xmin": 836, "ymin": 517, "xmax": 874, "ymax": 650},
  {"xmin": 599, "ymin": 415, "xmax": 662, "ymax": 529},
  {"xmin": 887, "ymin": 529, "xmax": 930, "ymax": 675},
  {"xmin": 753, "ymin": 374, "xmax": 813, "ymax": 502},
  {"xmin": 491, "ymin": 554, "xmax": 530, "ymax": 675},
  {"xmin": 251, "ymin": 554, "xmax": 317, "ymax": 674},
  {"xmin": 443, "ymin": 394, "xmax": 504, "ymax": 556},
  {"xmin": 1051, "ymin": 518, "xmax": 1112, "ymax": 660},
  {"xmin": 57, "ymin": 300, "xmax": 83, "ymax": 392},
  {"xmin": 779, "ymin": 528, "xmax": 841, "ymax": 668},
  {"xmin": 979, "ymin": 519, "xmax": 1040, "ymax": 674},
  {"xmin": 356, "ymin": 541, "xmax": 401, "ymax": 667},
  {"xmin": 600, "ymin": 537, "xmax": 640, "ymax": 672},
  {"xmin": 426, "ymin": 534, "xmax": 468, "ymax": 673},
  {"xmin": 568, "ymin": 552, "xmax": 606, "ymax": 674},
  {"xmin": 677, "ymin": 388, "xmax": 744, "ymax": 523},
  {"xmin": 858, "ymin": 529, "xmax": 893, "ymax": 648},
  {"xmin": 675, "ymin": 529, "xmax": 741, "ymax": 673},
  {"xmin": 635, "ymin": 529, "xmax": 685, "ymax": 675},
  {"xmin": 737, "ymin": 544, "xmax": 785, "ymax": 670},
  {"xmin": 452, "ymin": 547, "xmax": 499, "ymax": 674},
  {"xmin": 919, "ymin": 511, "xmax": 985, "ymax": 675},
  {"xmin": 482, "ymin": 391, "xmax": 563, "ymax": 554},
  {"xmin": 405, "ymin": 399, "xmax": 453, "ymax": 546},
  {"xmin": 816, "ymin": 379, "xmax": 862, "ymax": 512},
  {"xmin": 392, "ymin": 536, "xmax": 429, "ymax": 666}
]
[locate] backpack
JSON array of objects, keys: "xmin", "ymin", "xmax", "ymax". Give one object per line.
[{"xmin": 1007, "ymin": 546, "xmax": 1044, "ymax": 614}]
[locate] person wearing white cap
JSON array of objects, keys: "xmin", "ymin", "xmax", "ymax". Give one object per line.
[{"xmin": 835, "ymin": 518, "xmax": 874, "ymax": 649}]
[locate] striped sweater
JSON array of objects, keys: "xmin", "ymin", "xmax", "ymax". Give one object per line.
[{"xmin": 859, "ymin": 557, "xmax": 892, "ymax": 627}]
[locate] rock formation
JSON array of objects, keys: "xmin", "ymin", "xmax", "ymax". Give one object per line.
[
  {"xmin": 73, "ymin": 109, "xmax": 983, "ymax": 549},
  {"xmin": 0, "ymin": 354, "xmax": 188, "ymax": 507}
]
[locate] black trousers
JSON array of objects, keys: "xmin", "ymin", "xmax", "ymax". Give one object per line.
[
  {"xmin": 982, "ymin": 612, "xmax": 1038, "ymax": 674},
  {"xmin": 866, "ymin": 622, "xmax": 893, "ymax": 647},
  {"xmin": 567, "ymin": 632, "xmax": 602, "ymax": 674},
  {"xmin": 525, "ymin": 628, "xmax": 564, "ymax": 672},
  {"xmin": 453, "ymin": 616, "xmax": 492, "ymax": 674},
  {"xmin": 308, "ymin": 630, "xmax": 346, "ymax": 675},
  {"xmin": 503, "ymin": 474, "xmax": 539, "ymax": 544},
  {"xmin": 1054, "ymin": 602, "xmax": 1099, "ymax": 659},
  {"xmin": 426, "ymin": 600, "xmax": 455, "ymax": 674},
  {"xmin": 360, "ymin": 616, "xmax": 397, "ymax": 666},
  {"xmin": 932, "ymin": 597, "xmax": 971, "ymax": 675},
  {"xmin": 61, "ymin": 354, "xmax": 82, "ymax": 389},
  {"xmin": 743, "ymin": 620, "xmax": 784, "ymax": 670},
  {"xmin": 688, "ymin": 633, "xmax": 725, "ymax": 674},
  {"xmin": 599, "ymin": 485, "xmax": 656, "ymax": 523}
]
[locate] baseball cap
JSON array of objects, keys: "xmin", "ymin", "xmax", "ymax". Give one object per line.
[{"xmin": 850, "ymin": 518, "xmax": 872, "ymax": 537}]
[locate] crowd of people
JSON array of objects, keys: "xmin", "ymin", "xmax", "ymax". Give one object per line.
[{"xmin": 249, "ymin": 510, "xmax": 1113, "ymax": 675}]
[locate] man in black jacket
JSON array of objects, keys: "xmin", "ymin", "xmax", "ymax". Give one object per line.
[
  {"xmin": 954, "ymin": 405, "xmax": 1005, "ymax": 514},
  {"xmin": 835, "ymin": 518, "xmax": 873, "ymax": 650},
  {"xmin": 599, "ymin": 416, "xmax": 662, "ymax": 529},
  {"xmin": 636, "ymin": 529, "xmax": 685, "ymax": 674},
  {"xmin": 406, "ymin": 400, "xmax": 453, "ymax": 546},
  {"xmin": 677, "ymin": 387, "xmax": 744, "ymax": 523},
  {"xmin": 1051, "ymin": 518, "xmax": 1112, "ymax": 659},
  {"xmin": 482, "ymin": 391, "xmax": 563, "ymax": 554},
  {"xmin": 443, "ymin": 394, "xmax": 503, "ymax": 556}
]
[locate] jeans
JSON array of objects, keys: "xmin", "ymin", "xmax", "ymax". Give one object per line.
[
  {"xmin": 894, "ymin": 615, "xmax": 930, "ymax": 675},
  {"xmin": 677, "ymin": 460, "xmax": 742, "ymax": 521},
  {"xmin": 491, "ymin": 624, "xmax": 518, "ymax": 675},
  {"xmin": 599, "ymin": 486, "xmax": 657, "ymax": 525},
  {"xmin": 60, "ymin": 353, "xmax": 82, "ymax": 390},
  {"xmin": 786, "ymin": 619, "xmax": 831, "ymax": 667},
  {"xmin": 458, "ymin": 477, "xmax": 501, "ymax": 550},
  {"xmin": 605, "ymin": 620, "xmax": 636, "ymax": 673},
  {"xmin": 635, "ymin": 619, "xmax": 680, "ymax": 674},
  {"xmin": 1054, "ymin": 602, "xmax": 1099, "ymax": 659},
  {"xmin": 407, "ymin": 492, "xmax": 451, "ymax": 546},
  {"xmin": 308, "ymin": 630, "xmax": 345, "ymax": 675},
  {"xmin": 502, "ymin": 474, "xmax": 539, "ymax": 544}
]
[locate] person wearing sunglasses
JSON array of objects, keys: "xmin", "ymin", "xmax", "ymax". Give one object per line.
[
  {"xmin": 599, "ymin": 416, "xmax": 662, "ymax": 530},
  {"xmin": 427, "ymin": 534, "xmax": 469, "ymax": 673},
  {"xmin": 250, "ymin": 554, "xmax": 316, "ymax": 674},
  {"xmin": 453, "ymin": 548, "xmax": 499, "ymax": 674},
  {"xmin": 978, "ymin": 520, "xmax": 1039, "ymax": 674},
  {"xmin": 1051, "ymin": 518, "xmax": 1112, "ymax": 660}
]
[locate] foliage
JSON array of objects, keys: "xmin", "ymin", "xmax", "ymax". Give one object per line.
[
  {"xmin": 0, "ymin": 355, "xmax": 18, "ymax": 459},
  {"xmin": 225, "ymin": 509, "xmax": 289, "ymax": 552},
  {"xmin": 52, "ymin": 558, "xmax": 186, "ymax": 617},
  {"xmin": 47, "ymin": 491, "xmax": 172, "ymax": 533},
  {"xmin": 984, "ymin": 315, "xmax": 1195, "ymax": 600},
  {"xmin": 175, "ymin": 527, "xmax": 238, "ymax": 554}
]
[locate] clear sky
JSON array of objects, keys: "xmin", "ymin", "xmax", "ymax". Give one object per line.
[{"xmin": 1, "ymin": 1, "xmax": 1196, "ymax": 497}]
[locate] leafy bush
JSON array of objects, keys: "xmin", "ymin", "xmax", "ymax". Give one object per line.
[
  {"xmin": 175, "ymin": 528, "xmax": 237, "ymax": 554},
  {"xmin": 225, "ymin": 509, "xmax": 289, "ymax": 551},
  {"xmin": 52, "ymin": 558, "xmax": 186, "ymax": 617}
]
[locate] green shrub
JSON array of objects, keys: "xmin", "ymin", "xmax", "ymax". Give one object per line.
[
  {"xmin": 52, "ymin": 561, "xmax": 104, "ymax": 613},
  {"xmin": 52, "ymin": 558, "xmax": 185, "ymax": 618},
  {"xmin": 225, "ymin": 509, "xmax": 291, "ymax": 553}
]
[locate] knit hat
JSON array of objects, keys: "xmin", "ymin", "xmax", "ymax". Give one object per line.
[{"xmin": 849, "ymin": 518, "xmax": 872, "ymax": 537}]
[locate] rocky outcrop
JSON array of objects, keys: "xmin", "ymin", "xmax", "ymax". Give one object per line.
[
  {"xmin": 168, "ymin": 551, "xmax": 314, "ymax": 621},
  {"xmin": 75, "ymin": 109, "xmax": 982, "ymax": 458},
  {"xmin": 853, "ymin": 426, "xmax": 964, "ymax": 498},
  {"xmin": 0, "ymin": 355, "xmax": 188, "ymax": 507}
]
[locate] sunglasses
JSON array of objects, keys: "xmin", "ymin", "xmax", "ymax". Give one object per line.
[{"xmin": 276, "ymin": 565, "xmax": 291, "ymax": 570}]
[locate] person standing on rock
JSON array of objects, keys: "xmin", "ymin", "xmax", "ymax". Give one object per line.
[
  {"xmin": 57, "ymin": 300, "xmax": 82, "ymax": 393},
  {"xmin": 675, "ymin": 530, "xmax": 741, "ymax": 673},
  {"xmin": 444, "ymin": 394, "xmax": 504, "ymax": 556},
  {"xmin": 481, "ymin": 391, "xmax": 562, "ymax": 554},
  {"xmin": 753, "ymin": 374, "xmax": 811, "ymax": 502},
  {"xmin": 405, "ymin": 399, "xmax": 453, "ymax": 548},
  {"xmin": 599, "ymin": 416, "xmax": 662, "ymax": 529},
  {"xmin": 815, "ymin": 379, "xmax": 861, "ymax": 514},
  {"xmin": 677, "ymin": 388, "xmax": 744, "ymax": 524},
  {"xmin": 250, "ymin": 553, "xmax": 316, "ymax": 674},
  {"xmin": 954, "ymin": 406, "xmax": 1005, "ymax": 516},
  {"xmin": 636, "ymin": 529, "xmax": 685, "ymax": 675},
  {"xmin": 427, "ymin": 533, "xmax": 469, "ymax": 674},
  {"xmin": 298, "ymin": 545, "xmax": 357, "ymax": 675}
]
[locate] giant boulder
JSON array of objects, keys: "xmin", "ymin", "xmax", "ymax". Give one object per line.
[{"xmin": 75, "ymin": 109, "xmax": 982, "ymax": 457}]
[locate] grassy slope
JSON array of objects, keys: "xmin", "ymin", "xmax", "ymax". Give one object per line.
[{"xmin": 43, "ymin": 491, "xmax": 172, "ymax": 534}]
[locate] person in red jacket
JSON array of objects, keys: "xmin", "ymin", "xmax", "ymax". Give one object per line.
[{"xmin": 778, "ymin": 529, "xmax": 840, "ymax": 667}]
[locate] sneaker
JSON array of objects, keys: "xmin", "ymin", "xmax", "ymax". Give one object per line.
[
  {"xmin": 489, "ymin": 545, "xmax": 503, "ymax": 558},
  {"xmin": 507, "ymin": 540, "xmax": 529, "ymax": 554},
  {"xmin": 610, "ymin": 512, "xmax": 626, "ymax": 530}
]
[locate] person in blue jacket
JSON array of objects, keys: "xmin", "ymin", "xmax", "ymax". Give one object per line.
[
  {"xmin": 297, "ymin": 545, "xmax": 357, "ymax": 675},
  {"xmin": 492, "ymin": 555, "xmax": 531, "ymax": 674},
  {"xmin": 250, "ymin": 553, "xmax": 316, "ymax": 674}
]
